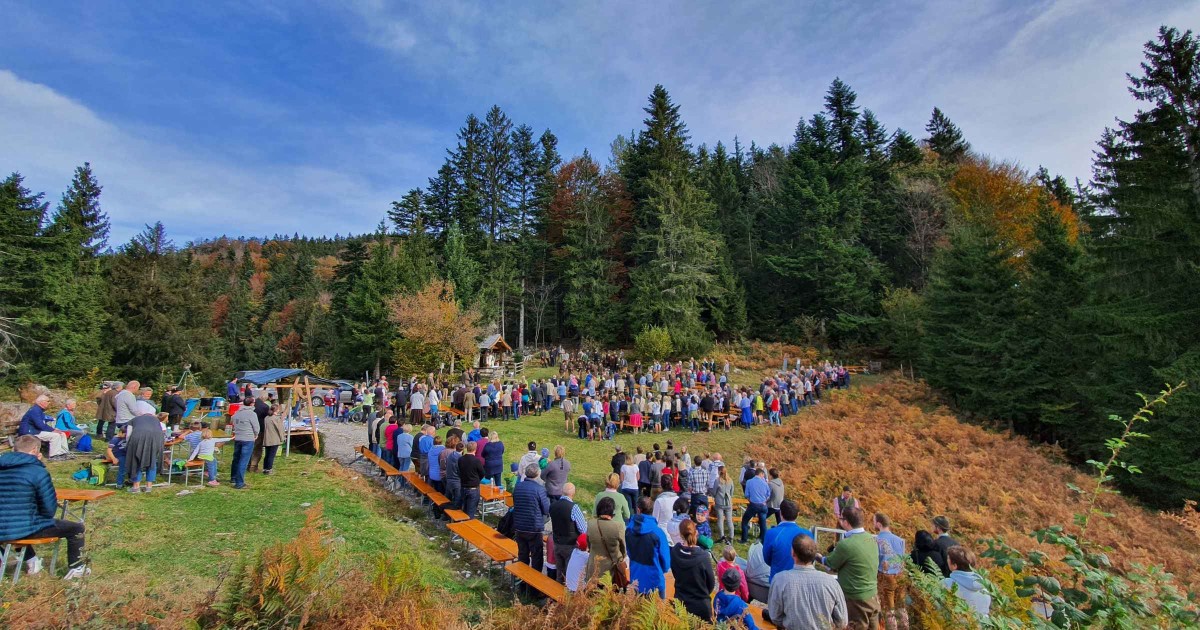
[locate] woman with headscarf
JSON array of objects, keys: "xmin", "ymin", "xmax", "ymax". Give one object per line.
[{"xmin": 125, "ymin": 412, "xmax": 166, "ymax": 493}]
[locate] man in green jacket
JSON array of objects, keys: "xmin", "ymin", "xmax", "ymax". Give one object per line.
[{"xmin": 823, "ymin": 506, "xmax": 881, "ymax": 630}]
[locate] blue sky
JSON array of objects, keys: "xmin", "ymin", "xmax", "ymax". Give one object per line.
[{"xmin": 1, "ymin": 0, "xmax": 1196, "ymax": 244}]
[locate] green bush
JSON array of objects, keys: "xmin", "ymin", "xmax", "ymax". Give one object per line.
[{"xmin": 634, "ymin": 326, "xmax": 673, "ymax": 360}]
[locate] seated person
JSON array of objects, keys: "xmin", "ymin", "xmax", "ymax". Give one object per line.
[
  {"xmin": 0, "ymin": 435, "xmax": 89, "ymax": 579},
  {"xmin": 18, "ymin": 395, "xmax": 69, "ymax": 459},
  {"xmin": 182, "ymin": 420, "xmax": 206, "ymax": 452},
  {"xmin": 54, "ymin": 398, "xmax": 88, "ymax": 439}
]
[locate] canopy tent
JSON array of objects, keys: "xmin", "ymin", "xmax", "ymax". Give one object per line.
[
  {"xmin": 233, "ymin": 368, "xmax": 329, "ymax": 454},
  {"xmin": 236, "ymin": 368, "xmax": 339, "ymax": 387}
]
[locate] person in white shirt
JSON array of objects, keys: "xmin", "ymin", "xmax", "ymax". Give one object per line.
[
  {"xmin": 652, "ymin": 475, "xmax": 678, "ymax": 539},
  {"xmin": 113, "ymin": 381, "xmax": 141, "ymax": 428},
  {"xmin": 564, "ymin": 534, "xmax": 590, "ymax": 592}
]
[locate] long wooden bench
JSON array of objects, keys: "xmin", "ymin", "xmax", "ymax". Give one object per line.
[
  {"xmin": 1, "ymin": 536, "xmax": 61, "ymax": 583},
  {"xmin": 443, "ymin": 508, "xmax": 471, "ymax": 522},
  {"xmin": 357, "ymin": 446, "xmax": 402, "ymax": 490},
  {"xmin": 447, "ymin": 521, "xmax": 517, "ymax": 565},
  {"xmin": 506, "ymin": 561, "xmax": 566, "ymax": 603}
]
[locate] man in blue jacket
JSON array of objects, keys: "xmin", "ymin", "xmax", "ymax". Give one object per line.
[
  {"xmin": 0, "ymin": 435, "xmax": 88, "ymax": 578},
  {"xmin": 627, "ymin": 495, "xmax": 671, "ymax": 598},
  {"xmin": 512, "ymin": 464, "xmax": 550, "ymax": 580},
  {"xmin": 740, "ymin": 467, "xmax": 771, "ymax": 543},
  {"xmin": 18, "ymin": 395, "xmax": 70, "ymax": 458},
  {"xmin": 763, "ymin": 499, "xmax": 813, "ymax": 581}
]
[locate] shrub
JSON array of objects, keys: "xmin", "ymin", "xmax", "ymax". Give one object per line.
[{"xmin": 634, "ymin": 326, "xmax": 672, "ymax": 360}]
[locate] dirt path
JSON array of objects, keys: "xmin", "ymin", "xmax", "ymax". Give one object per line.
[{"xmin": 314, "ymin": 419, "xmax": 368, "ymax": 464}]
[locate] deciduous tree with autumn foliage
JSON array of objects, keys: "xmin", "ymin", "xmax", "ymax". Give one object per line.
[{"xmin": 388, "ymin": 279, "xmax": 484, "ymax": 376}]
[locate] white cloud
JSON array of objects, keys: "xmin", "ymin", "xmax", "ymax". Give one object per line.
[{"xmin": 0, "ymin": 69, "xmax": 424, "ymax": 243}]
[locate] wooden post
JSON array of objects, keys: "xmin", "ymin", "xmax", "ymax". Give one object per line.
[{"xmin": 304, "ymin": 375, "xmax": 320, "ymax": 453}]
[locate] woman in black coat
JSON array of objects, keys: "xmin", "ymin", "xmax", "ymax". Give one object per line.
[
  {"xmin": 911, "ymin": 529, "xmax": 945, "ymax": 575},
  {"xmin": 125, "ymin": 413, "xmax": 166, "ymax": 493},
  {"xmin": 670, "ymin": 519, "xmax": 715, "ymax": 622}
]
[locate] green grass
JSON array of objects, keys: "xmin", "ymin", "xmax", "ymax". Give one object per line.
[{"xmin": 42, "ymin": 454, "xmax": 491, "ymax": 601}]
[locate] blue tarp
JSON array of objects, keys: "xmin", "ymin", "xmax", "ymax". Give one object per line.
[{"xmin": 236, "ymin": 368, "xmax": 339, "ymax": 387}]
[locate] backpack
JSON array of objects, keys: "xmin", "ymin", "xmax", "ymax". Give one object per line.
[
  {"xmin": 90, "ymin": 461, "xmax": 108, "ymax": 485},
  {"xmin": 76, "ymin": 434, "xmax": 93, "ymax": 452},
  {"xmin": 497, "ymin": 508, "xmax": 516, "ymax": 538}
]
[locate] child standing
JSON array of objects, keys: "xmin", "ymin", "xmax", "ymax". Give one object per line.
[
  {"xmin": 188, "ymin": 428, "xmax": 233, "ymax": 487},
  {"xmin": 716, "ymin": 545, "xmax": 750, "ymax": 602},
  {"xmin": 715, "ymin": 568, "xmax": 758, "ymax": 628}
]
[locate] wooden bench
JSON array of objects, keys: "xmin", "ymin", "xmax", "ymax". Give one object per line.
[
  {"xmin": 447, "ymin": 521, "xmax": 517, "ymax": 565},
  {"xmin": 443, "ymin": 508, "xmax": 471, "ymax": 522},
  {"xmin": 357, "ymin": 446, "xmax": 402, "ymax": 490},
  {"xmin": 446, "ymin": 407, "xmax": 465, "ymax": 418},
  {"xmin": 1, "ymin": 537, "xmax": 61, "ymax": 583},
  {"xmin": 506, "ymin": 561, "xmax": 566, "ymax": 603}
]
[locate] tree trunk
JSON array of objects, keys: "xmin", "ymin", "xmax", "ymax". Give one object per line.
[
  {"xmin": 519, "ymin": 278, "xmax": 526, "ymax": 350},
  {"xmin": 374, "ymin": 356, "xmax": 380, "ymax": 380}
]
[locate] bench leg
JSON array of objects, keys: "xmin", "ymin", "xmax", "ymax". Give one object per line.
[
  {"xmin": 11, "ymin": 545, "xmax": 23, "ymax": 584},
  {"xmin": 50, "ymin": 540, "xmax": 60, "ymax": 576},
  {"xmin": 0, "ymin": 543, "xmax": 10, "ymax": 582}
]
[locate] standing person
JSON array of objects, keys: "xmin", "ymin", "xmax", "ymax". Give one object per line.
[
  {"xmin": 637, "ymin": 452, "xmax": 654, "ymax": 498},
  {"xmin": 229, "ymin": 398, "xmax": 259, "ymax": 490},
  {"xmin": 163, "ymin": 387, "xmax": 187, "ymax": 427},
  {"xmin": 125, "ymin": 412, "xmax": 167, "ymax": 493},
  {"xmin": 95, "ymin": 382, "xmax": 116, "ymax": 439},
  {"xmin": 549, "ymin": 483, "xmax": 588, "ymax": 584},
  {"xmin": 931, "ymin": 516, "xmax": 959, "ymax": 577},
  {"xmin": 713, "ymin": 464, "xmax": 736, "ymax": 544},
  {"xmin": 512, "ymin": 465, "xmax": 550, "ymax": 579},
  {"xmin": 941, "ymin": 546, "xmax": 991, "ymax": 618},
  {"xmin": 585, "ymin": 496, "xmax": 627, "ymax": 586},
  {"xmin": 428, "ymin": 436, "xmax": 446, "ymax": 493},
  {"xmin": 911, "ymin": 530, "xmax": 946, "ymax": 577},
  {"xmin": 763, "ymin": 500, "xmax": 812, "ymax": 581},
  {"xmin": 833, "ymin": 486, "xmax": 860, "ymax": 525},
  {"xmin": 444, "ymin": 440, "xmax": 463, "ymax": 509},
  {"xmin": 459, "ymin": 441, "xmax": 485, "ymax": 518},
  {"xmin": 670, "ymin": 519, "xmax": 716, "ymax": 622},
  {"xmin": 408, "ymin": 385, "xmax": 426, "ymax": 426},
  {"xmin": 627, "ymin": 496, "xmax": 671, "ymax": 598},
  {"xmin": 0, "ymin": 436, "xmax": 91, "ymax": 579},
  {"xmin": 481, "ymin": 431, "xmax": 505, "ymax": 486},
  {"xmin": 18, "ymin": 395, "xmax": 70, "ymax": 458},
  {"xmin": 261, "ymin": 404, "xmax": 285, "ymax": 475},
  {"xmin": 595, "ymin": 472, "xmax": 632, "ymax": 525},
  {"xmin": 418, "ymin": 425, "xmax": 434, "ymax": 479},
  {"xmin": 822, "ymin": 507, "xmax": 881, "ymax": 630},
  {"xmin": 652, "ymin": 476, "xmax": 679, "ymax": 538},
  {"xmin": 249, "ymin": 395, "xmax": 270, "ymax": 473},
  {"xmin": 767, "ymin": 468, "xmax": 785, "ymax": 524},
  {"xmin": 874, "ymin": 513, "xmax": 910, "ymax": 630},
  {"xmin": 394, "ymin": 424, "xmax": 414, "ymax": 472},
  {"xmin": 766, "ymin": 536, "xmax": 848, "ymax": 629},
  {"xmin": 687, "ymin": 455, "xmax": 710, "ymax": 512},
  {"xmin": 543, "ymin": 445, "xmax": 570, "ymax": 501},
  {"xmin": 518, "ymin": 441, "xmax": 541, "ymax": 480},
  {"xmin": 619, "ymin": 455, "xmax": 640, "ymax": 514},
  {"xmin": 740, "ymin": 468, "xmax": 771, "ymax": 544},
  {"xmin": 187, "ymin": 427, "xmax": 232, "ymax": 486},
  {"xmin": 226, "ymin": 377, "xmax": 240, "ymax": 401},
  {"xmin": 716, "ymin": 569, "xmax": 759, "ymax": 629},
  {"xmin": 113, "ymin": 381, "xmax": 141, "ymax": 438},
  {"xmin": 105, "ymin": 425, "xmax": 130, "ymax": 487}
]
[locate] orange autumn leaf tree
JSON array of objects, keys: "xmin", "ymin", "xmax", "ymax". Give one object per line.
[
  {"xmin": 388, "ymin": 279, "xmax": 483, "ymax": 374},
  {"xmin": 947, "ymin": 157, "xmax": 1079, "ymax": 262}
]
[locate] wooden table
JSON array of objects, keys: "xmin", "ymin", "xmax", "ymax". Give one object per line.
[
  {"xmin": 56, "ymin": 488, "xmax": 116, "ymax": 523},
  {"xmin": 479, "ymin": 484, "xmax": 511, "ymax": 520}
]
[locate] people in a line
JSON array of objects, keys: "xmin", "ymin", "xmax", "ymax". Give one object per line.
[
  {"xmin": 619, "ymin": 453, "xmax": 640, "ymax": 514},
  {"xmin": 766, "ymin": 535, "xmax": 848, "ymax": 629},
  {"xmin": 712, "ymin": 463, "xmax": 736, "ymax": 544},
  {"xmin": 0, "ymin": 435, "xmax": 90, "ymax": 579},
  {"xmin": 941, "ymin": 545, "xmax": 991, "ymax": 618},
  {"xmin": 652, "ymin": 475, "xmax": 678, "ymax": 539},
  {"xmin": 18, "ymin": 395, "xmax": 70, "ymax": 458},
  {"xmin": 670, "ymin": 519, "xmax": 716, "ymax": 622},
  {"xmin": 823, "ymin": 507, "xmax": 881, "ymax": 630},
  {"xmin": 627, "ymin": 496, "xmax": 671, "ymax": 598}
]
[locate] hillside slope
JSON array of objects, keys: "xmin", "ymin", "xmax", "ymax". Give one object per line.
[{"xmin": 748, "ymin": 377, "xmax": 1200, "ymax": 590}]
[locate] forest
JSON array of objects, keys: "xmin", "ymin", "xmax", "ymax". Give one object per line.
[{"xmin": 0, "ymin": 26, "xmax": 1197, "ymax": 510}]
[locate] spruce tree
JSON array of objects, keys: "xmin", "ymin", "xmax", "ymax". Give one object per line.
[
  {"xmin": 920, "ymin": 224, "xmax": 1036, "ymax": 424},
  {"xmin": 443, "ymin": 222, "xmax": 480, "ymax": 307},
  {"xmin": 0, "ymin": 173, "xmax": 49, "ymax": 365},
  {"xmin": 480, "ymin": 105, "xmax": 514, "ymax": 242},
  {"xmin": 888, "ymin": 129, "xmax": 924, "ymax": 167},
  {"xmin": 557, "ymin": 155, "xmax": 626, "ymax": 343},
  {"xmin": 621, "ymin": 84, "xmax": 693, "ymax": 256},
  {"xmin": 389, "ymin": 188, "xmax": 425, "ymax": 235},
  {"xmin": 343, "ymin": 233, "xmax": 399, "ymax": 378},
  {"xmin": 924, "ymin": 108, "xmax": 970, "ymax": 162}
]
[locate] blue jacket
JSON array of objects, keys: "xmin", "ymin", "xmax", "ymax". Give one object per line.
[
  {"xmin": 428, "ymin": 445, "xmax": 446, "ymax": 481},
  {"xmin": 482, "ymin": 440, "xmax": 505, "ymax": 476},
  {"xmin": 18, "ymin": 406, "xmax": 55, "ymax": 436},
  {"xmin": 764, "ymin": 521, "xmax": 813, "ymax": 581},
  {"xmin": 55, "ymin": 410, "xmax": 82, "ymax": 432},
  {"xmin": 0, "ymin": 452, "xmax": 57, "ymax": 540},
  {"xmin": 511, "ymin": 478, "xmax": 549, "ymax": 533},
  {"xmin": 626, "ymin": 513, "xmax": 671, "ymax": 598},
  {"xmin": 715, "ymin": 591, "xmax": 758, "ymax": 629},
  {"xmin": 394, "ymin": 431, "xmax": 413, "ymax": 459}
]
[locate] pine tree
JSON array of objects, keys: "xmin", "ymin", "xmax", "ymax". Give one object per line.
[
  {"xmin": 0, "ymin": 173, "xmax": 49, "ymax": 356},
  {"xmin": 825, "ymin": 78, "xmax": 862, "ymax": 159},
  {"xmin": 924, "ymin": 108, "xmax": 970, "ymax": 162},
  {"xmin": 556, "ymin": 155, "xmax": 626, "ymax": 343},
  {"xmin": 442, "ymin": 222, "xmax": 480, "ymax": 307},
  {"xmin": 480, "ymin": 105, "xmax": 514, "ymax": 242},
  {"xmin": 343, "ymin": 232, "xmax": 399, "ymax": 378},
  {"xmin": 621, "ymin": 85, "xmax": 693, "ymax": 257},
  {"xmin": 449, "ymin": 115, "xmax": 487, "ymax": 243},
  {"xmin": 628, "ymin": 172, "xmax": 721, "ymax": 353},
  {"xmin": 888, "ymin": 129, "xmax": 924, "ymax": 167},
  {"xmin": 39, "ymin": 164, "xmax": 111, "ymax": 380},
  {"xmin": 389, "ymin": 188, "xmax": 425, "ymax": 235},
  {"xmin": 920, "ymin": 224, "xmax": 1036, "ymax": 424},
  {"xmin": 396, "ymin": 217, "xmax": 438, "ymax": 290}
]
